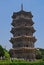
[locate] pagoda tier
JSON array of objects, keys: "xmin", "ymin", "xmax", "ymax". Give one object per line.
[
  {"xmin": 11, "ymin": 18, "xmax": 34, "ymax": 26},
  {"xmin": 10, "ymin": 48, "xmax": 36, "ymax": 61},
  {"xmin": 10, "ymin": 26, "xmax": 36, "ymax": 36},
  {"xmin": 12, "ymin": 11, "xmax": 33, "ymax": 19},
  {"xmin": 10, "ymin": 36, "xmax": 36, "ymax": 44}
]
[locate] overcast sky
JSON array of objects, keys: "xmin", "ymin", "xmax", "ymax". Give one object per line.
[{"xmin": 0, "ymin": 0, "xmax": 44, "ymax": 50}]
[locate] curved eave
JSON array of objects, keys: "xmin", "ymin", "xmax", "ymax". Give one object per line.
[
  {"xmin": 10, "ymin": 38, "xmax": 15, "ymax": 44},
  {"xmin": 11, "ymin": 47, "xmax": 36, "ymax": 51},
  {"xmin": 10, "ymin": 28, "xmax": 15, "ymax": 34},
  {"xmin": 11, "ymin": 22, "xmax": 15, "ymax": 26}
]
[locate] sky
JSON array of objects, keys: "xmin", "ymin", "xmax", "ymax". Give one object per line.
[{"xmin": 0, "ymin": 0, "xmax": 44, "ymax": 50}]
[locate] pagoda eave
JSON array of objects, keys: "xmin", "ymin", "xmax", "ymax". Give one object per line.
[
  {"xmin": 10, "ymin": 47, "xmax": 36, "ymax": 52},
  {"xmin": 12, "ymin": 11, "xmax": 33, "ymax": 19},
  {"xmin": 10, "ymin": 36, "xmax": 36, "ymax": 44},
  {"xmin": 10, "ymin": 26, "xmax": 36, "ymax": 34}
]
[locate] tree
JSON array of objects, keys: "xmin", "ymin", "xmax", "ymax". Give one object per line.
[
  {"xmin": 36, "ymin": 48, "xmax": 42, "ymax": 59},
  {"xmin": 4, "ymin": 50, "xmax": 10, "ymax": 59},
  {"xmin": 0, "ymin": 45, "xmax": 5, "ymax": 57}
]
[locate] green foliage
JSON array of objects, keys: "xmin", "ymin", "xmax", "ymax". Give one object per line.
[
  {"xmin": 39, "ymin": 48, "xmax": 44, "ymax": 59},
  {"xmin": 0, "ymin": 60, "xmax": 44, "ymax": 65},
  {"xmin": 36, "ymin": 48, "xmax": 44, "ymax": 59},
  {"xmin": 36, "ymin": 48, "xmax": 42, "ymax": 59},
  {"xmin": 9, "ymin": 49, "xmax": 12, "ymax": 57},
  {"xmin": 12, "ymin": 58, "xmax": 27, "ymax": 62},
  {"xmin": 4, "ymin": 49, "xmax": 10, "ymax": 59},
  {"xmin": 0, "ymin": 45, "xmax": 5, "ymax": 57},
  {"xmin": 0, "ymin": 45, "xmax": 10, "ymax": 59}
]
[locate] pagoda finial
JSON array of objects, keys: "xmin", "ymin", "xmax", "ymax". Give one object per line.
[{"xmin": 21, "ymin": 4, "xmax": 23, "ymax": 11}]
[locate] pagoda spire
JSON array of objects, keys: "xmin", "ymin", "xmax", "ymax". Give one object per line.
[{"xmin": 21, "ymin": 4, "xmax": 23, "ymax": 11}]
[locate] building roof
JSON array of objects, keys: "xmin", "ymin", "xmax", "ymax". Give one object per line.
[{"xmin": 12, "ymin": 10, "xmax": 33, "ymax": 19}]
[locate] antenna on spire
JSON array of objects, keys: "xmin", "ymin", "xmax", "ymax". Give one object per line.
[{"xmin": 21, "ymin": 4, "xmax": 23, "ymax": 11}]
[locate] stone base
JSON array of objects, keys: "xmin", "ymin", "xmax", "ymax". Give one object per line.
[{"xmin": 9, "ymin": 48, "xmax": 36, "ymax": 61}]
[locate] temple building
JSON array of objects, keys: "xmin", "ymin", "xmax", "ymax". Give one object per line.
[{"xmin": 10, "ymin": 5, "xmax": 37, "ymax": 61}]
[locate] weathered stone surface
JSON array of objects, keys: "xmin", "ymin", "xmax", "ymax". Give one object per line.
[{"xmin": 10, "ymin": 9, "xmax": 37, "ymax": 61}]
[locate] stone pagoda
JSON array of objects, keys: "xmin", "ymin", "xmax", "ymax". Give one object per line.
[{"xmin": 10, "ymin": 5, "xmax": 37, "ymax": 61}]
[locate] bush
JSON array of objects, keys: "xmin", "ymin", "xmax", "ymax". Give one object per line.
[
  {"xmin": 36, "ymin": 49, "xmax": 42, "ymax": 59},
  {"xmin": 4, "ymin": 51, "xmax": 10, "ymax": 59},
  {"xmin": 0, "ymin": 60, "xmax": 44, "ymax": 65}
]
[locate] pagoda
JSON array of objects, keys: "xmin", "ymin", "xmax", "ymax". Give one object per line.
[{"xmin": 10, "ymin": 4, "xmax": 37, "ymax": 61}]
